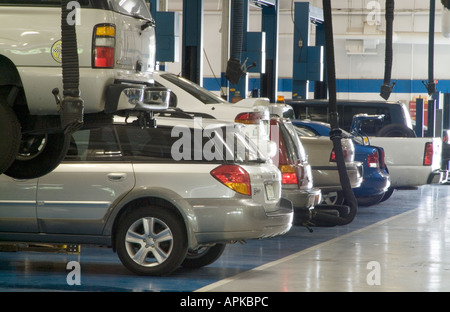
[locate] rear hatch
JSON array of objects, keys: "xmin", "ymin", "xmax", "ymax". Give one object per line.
[{"xmin": 213, "ymin": 123, "xmax": 282, "ymax": 213}]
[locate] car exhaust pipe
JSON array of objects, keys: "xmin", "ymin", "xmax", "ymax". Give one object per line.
[{"xmin": 310, "ymin": 0, "xmax": 358, "ymax": 227}]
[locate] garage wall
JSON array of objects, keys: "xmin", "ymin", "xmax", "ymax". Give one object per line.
[{"xmin": 159, "ymin": 0, "xmax": 450, "ymax": 108}]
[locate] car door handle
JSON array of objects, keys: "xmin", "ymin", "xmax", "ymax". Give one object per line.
[{"xmin": 107, "ymin": 173, "xmax": 127, "ymax": 182}]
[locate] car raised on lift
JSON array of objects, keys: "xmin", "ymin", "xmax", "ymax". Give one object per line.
[{"xmin": 0, "ymin": 0, "xmax": 170, "ymax": 178}]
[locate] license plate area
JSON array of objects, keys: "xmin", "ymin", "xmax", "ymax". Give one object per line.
[{"xmin": 265, "ymin": 183, "xmax": 275, "ymax": 201}]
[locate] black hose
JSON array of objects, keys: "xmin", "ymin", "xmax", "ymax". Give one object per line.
[
  {"xmin": 60, "ymin": 0, "xmax": 84, "ymax": 134},
  {"xmin": 225, "ymin": 0, "xmax": 245, "ymax": 85},
  {"xmin": 230, "ymin": 0, "xmax": 244, "ymax": 61},
  {"xmin": 380, "ymin": 0, "xmax": 395, "ymax": 100},
  {"xmin": 425, "ymin": 0, "xmax": 437, "ymax": 95},
  {"xmin": 312, "ymin": 0, "xmax": 357, "ymax": 226},
  {"xmin": 61, "ymin": 0, "xmax": 80, "ymax": 97}
]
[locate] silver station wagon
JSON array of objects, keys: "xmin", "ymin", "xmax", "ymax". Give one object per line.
[{"xmin": 0, "ymin": 115, "xmax": 293, "ymax": 276}]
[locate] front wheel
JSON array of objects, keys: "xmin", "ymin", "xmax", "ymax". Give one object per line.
[
  {"xmin": 0, "ymin": 103, "xmax": 21, "ymax": 174},
  {"xmin": 116, "ymin": 206, "xmax": 188, "ymax": 276},
  {"xmin": 181, "ymin": 244, "xmax": 226, "ymax": 269},
  {"xmin": 5, "ymin": 132, "xmax": 70, "ymax": 179}
]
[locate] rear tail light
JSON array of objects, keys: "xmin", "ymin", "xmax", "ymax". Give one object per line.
[
  {"xmin": 279, "ymin": 165, "xmax": 298, "ymax": 185},
  {"xmin": 234, "ymin": 111, "xmax": 267, "ymax": 124},
  {"xmin": 211, "ymin": 164, "xmax": 251, "ymax": 196},
  {"xmin": 329, "ymin": 149, "xmax": 336, "ymax": 162},
  {"xmin": 93, "ymin": 24, "xmax": 115, "ymax": 68},
  {"xmin": 443, "ymin": 133, "xmax": 449, "ymax": 144},
  {"xmin": 367, "ymin": 150, "xmax": 380, "ymax": 168},
  {"xmin": 423, "ymin": 142, "xmax": 433, "ymax": 166},
  {"xmin": 329, "ymin": 147, "xmax": 352, "ymax": 162},
  {"xmin": 380, "ymin": 149, "xmax": 386, "ymax": 168}
]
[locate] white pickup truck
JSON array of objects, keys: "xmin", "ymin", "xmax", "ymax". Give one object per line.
[{"xmin": 351, "ymin": 114, "xmax": 448, "ymax": 201}]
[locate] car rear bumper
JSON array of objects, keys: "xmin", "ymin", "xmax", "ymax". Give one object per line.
[
  {"xmin": 188, "ymin": 197, "xmax": 293, "ymax": 244},
  {"xmin": 281, "ymin": 187, "xmax": 321, "ymax": 209},
  {"xmin": 353, "ymin": 168, "xmax": 390, "ymax": 197},
  {"xmin": 281, "ymin": 187, "xmax": 322, "ymax": 225},
  {"xmin": 312, "ymin": 162, "xmax": 363, "ymax": 192},
  {"xmin": 427, "ymin": 169, "xmax": 448, "ymax": 184}
]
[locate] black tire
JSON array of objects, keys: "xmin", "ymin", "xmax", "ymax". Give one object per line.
[
  {"xmin": 0, "ymin": 103, "xmax": 21, "ymax": 174},
  {"xmin": 116, "ymin": 206, "xmax": 188, "ymax": 276},
  {"xmin": 376, "ymin": 123, "xmax": 416, "ymax": 137},
  {"xmin": 4, "ymin": 132, "xmax": 70, "ymax": 179},
  {"xmin": 357, "ymin": 193, "xmax": 385, "ymax": 207},
  {"xmin": 380, "ymin": 187, "xmax": 395, "ymax": 202},
  {"xmin": 181, "ymin": 244, "xmax": 226, "ymax": 269}
]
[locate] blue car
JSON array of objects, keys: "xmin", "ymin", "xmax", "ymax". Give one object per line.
[{"xmin": 291, "ymin": 119, "xmax": 390, "ymax": 206}]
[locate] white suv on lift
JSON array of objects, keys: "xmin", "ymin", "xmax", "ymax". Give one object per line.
[{"xmin": 0, "ymin": 0, "xmax": 169, "ymax": 179}]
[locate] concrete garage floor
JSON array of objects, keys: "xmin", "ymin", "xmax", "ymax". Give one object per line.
[{"xmin": 1, "ymin": 184, "xmax": 450, "ymax": 292}]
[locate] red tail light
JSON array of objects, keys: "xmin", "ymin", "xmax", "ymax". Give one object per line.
[
  {"xmin": 93, "ymin": 24, "xmax": 115, "ymax": 68},
  {"xmin": 329, "ymin": 148, "xmax": 351, "ymax": 162},
  {"xmin": 234, "ymin": 111, "xmax": 266, "ymax": 124},
  {"xmin": 380, "ymin": 149, "xmax": 386, "ymax": 168},
  {"xmin": 279, "ymin": 165, "xmax": 298, "ymax": 185},
  {"xmin": 423, "ymin": 142, "xmax": 433, "ymax": 166},
  {"xmin": 329, "ymin": 149, "xmax": 336, "ymax": 162},
  {"xmin": 367, "ymin": 150, "xmax": 380, "ymax": 168},
  {"xmin": 211, "ymin": 164, "xmax": 251, "ymax": 196}
]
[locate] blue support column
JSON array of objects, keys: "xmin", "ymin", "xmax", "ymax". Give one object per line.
[
  {"xmin": 148, "ymin": 0, "xmax": 179, "ymax": 67},
  {"xmin": 443, "ymin": 93, "xmax": 450, "ymax": 130},
  {"xmin": 314, "ymin": 22, "xmax": 327, "ymax": 99},
  {"xmin": 182, "ymin": 0, "xmax": 203, "ymax": 85},
  {"xmin": 428, "ymin": 99, "xmax": 436, "ymax": 137},
  {"xmin": 292, "ymin": 2, "xmax": 324, "ymax": 100}
]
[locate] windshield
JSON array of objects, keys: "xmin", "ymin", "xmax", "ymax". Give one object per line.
[
  {"xmin": 109, "ymin": 0, "xmax": 152, "ymax": 20},
  {"xmin": 161, "ymin": 73, "xmax": 228, "ymax": 105}
]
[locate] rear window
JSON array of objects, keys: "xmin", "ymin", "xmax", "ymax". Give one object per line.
[
  {"xmin": 116, "ymin": 122, "xmax": 268, "ymax": 164},
  {"xmin": 65, "ymin": 126, "xmax": 123, "ymax": 162},
  {"xmin": 161, "ymin": 73, "xmax": 228, "ymax": 105},
  {"xmin": 342, "ymin": 105, "xmax": 391, "ymax": 133}
]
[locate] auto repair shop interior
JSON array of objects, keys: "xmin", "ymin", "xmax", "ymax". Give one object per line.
[{"xmin": 1, "ymin": 0, "xmax": 450, "ymax": 294}]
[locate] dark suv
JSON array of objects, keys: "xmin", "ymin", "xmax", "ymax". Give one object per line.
[{"xmin": 285, "ymin": 99, "xmax": 414, "ymax": 137}]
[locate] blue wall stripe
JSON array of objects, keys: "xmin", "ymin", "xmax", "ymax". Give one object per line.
[{"xmin": 205, "ymin": 77, "xmax": 450, "ymax": 94}]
